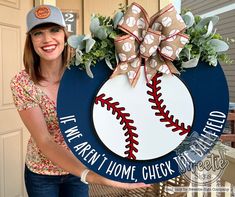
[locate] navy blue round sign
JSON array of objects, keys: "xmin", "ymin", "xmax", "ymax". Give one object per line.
[{"xmin": 57, "ymin": 61, "xmax": 229, "ymax": 183}]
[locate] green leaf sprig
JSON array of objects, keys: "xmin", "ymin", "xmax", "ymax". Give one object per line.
[
  {"xmin": 175, "ymin": 11, "xmax": 234, "ymax": 69},
  {"xmin": 67, "ymin": 11, "xmax": 124, "ymax": 77}
]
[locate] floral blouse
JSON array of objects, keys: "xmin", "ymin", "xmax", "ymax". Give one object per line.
[{"xmin": 10, "ymin": 70, "xmax": 69, "ymax": 175}]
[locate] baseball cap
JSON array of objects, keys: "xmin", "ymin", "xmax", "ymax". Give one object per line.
[{"xmin": 26, "ymin": 5, "xmax": 66, "ymax": 33}]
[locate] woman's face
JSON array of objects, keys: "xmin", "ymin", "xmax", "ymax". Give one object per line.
[{"xmin": 30, "ymin": 25, "xmax": 65, "ymax": 63}]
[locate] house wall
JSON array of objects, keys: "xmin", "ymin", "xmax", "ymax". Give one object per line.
[
  {"xmin": 182, "ymin": 0, "xmax": 233, "ymax": 15},
  {"xmin": 182, "ymin": 0, "xmax": 235, "ymax": 102},
  {"xmin": 57, "ymin": 0, "xmax": 160, "ymax": 35}
]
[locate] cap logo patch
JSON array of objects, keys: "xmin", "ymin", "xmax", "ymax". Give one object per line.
[{"xmin": 35, "ymin": 6, "xmax": 51, "ymax": 19}]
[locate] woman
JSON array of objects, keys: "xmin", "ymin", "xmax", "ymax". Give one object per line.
[{"xmin": 10, "ymin": 5, "xmax": 147, "ymax": 197}]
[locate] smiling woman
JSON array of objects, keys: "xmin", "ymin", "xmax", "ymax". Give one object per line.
[{"xmin": 10, "ymin": 4, "xmax": 148, "ymax": 197}]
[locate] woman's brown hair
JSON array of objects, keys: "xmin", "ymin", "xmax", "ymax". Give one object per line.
[{"xmin": 23, "ymin": 25, "xmax": 71, "ymax": 84}]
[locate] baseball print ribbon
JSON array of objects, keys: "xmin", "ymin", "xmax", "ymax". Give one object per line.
[{"xmin": 111, "ymin": 3, "xmax": 189, "ymax": 87}]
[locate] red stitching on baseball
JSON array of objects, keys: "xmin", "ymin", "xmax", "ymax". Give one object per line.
[
  {"xmin": 147, "ymin": 73, "xmax": 191, "ymax": 135},
  {"xmin": 95, "ymin": 93, "xmax": 139, "ymax": 160}
]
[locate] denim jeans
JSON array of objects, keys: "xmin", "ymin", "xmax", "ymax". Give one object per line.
[{"xmin": 24, "ymin": 165, "xmax": 89, "ymax": 197}]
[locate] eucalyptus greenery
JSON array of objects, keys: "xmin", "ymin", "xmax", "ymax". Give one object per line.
[
  {"xmin": 67, "ymin": 10, "xmax": 124, "ymax": 78},
  {"xmin": 175, "ymin": 11, "xmax": 234, "ymax": 69},
  {"xmin": 67, "ymin": 7, "xmax": 234, "ymax": 77}
]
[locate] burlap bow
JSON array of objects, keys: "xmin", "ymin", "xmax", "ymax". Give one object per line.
[{"xmin": 111, "ymin": 3, "xmax": 189, "ymax": 87}]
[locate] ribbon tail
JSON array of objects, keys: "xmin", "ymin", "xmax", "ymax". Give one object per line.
[
  {"xmin": 165, "ymin": 60, "xmax": 180, "ymax": 75},
  {"xmin": 129, "ymin": 66, "xmax": 141, "ymax": 88},
  {"xmin": 145, "ymin": 54, "xmax": 180, "ymax": 82},
  {"xmin": 110, "ymin": 62, "xmax": 128, "ymax": 79},
  {"xmin": 164, "ymin": 59, "xmax": 180, "ymax": 75}
]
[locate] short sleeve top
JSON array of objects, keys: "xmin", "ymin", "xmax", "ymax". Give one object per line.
[{"xmin": 10, "ymin": 70, "xmax": 69, "ymax": 175}]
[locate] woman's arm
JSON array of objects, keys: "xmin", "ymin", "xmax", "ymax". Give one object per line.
[
  {"xmin": 18, "ymin": 106, "xmax": 148, "ymax": 189},
  {"xmin": 19, "ymin": 106, "xmax": 87, "ymax": 176}
]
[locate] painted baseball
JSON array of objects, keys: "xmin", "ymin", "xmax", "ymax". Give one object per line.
[
  {"xmin": 149, "ymin": 59, "xmax": 158, "ymax": 68},
  {"xmin": 162, "ymin": 16, "xmax": 172, "ymax": 27},
  {"xmin": 169, "ymin": 29, "xmax": 179, "ymax": 36},
  {"xmin": 149, "ymin": 45, "xmax": 158, "ymax": 56},
  {"xmin": 144, "ymin": 34, "xmax": 154, "ymax": 44},
  {"xmin": 158, "ymin": 64, "xmax": 170, "ymax": 74},
  {"xmin": 161, "ymin": 46, "xmax": 174, "ymax": 57},
  {"xmin": 131, "ymin": 5, "xmax": 141, "ymax": 14},
  {"xmin": 126, "ymin": 17, "xmax": 136, "ymax": 27},
  {"xmin": 122, "ymin": 42, "xmax": 132, "ymax": 52},
  {"xmin": 129, "ymin": 70, "xmax": 138, "ymax": 79},
  {"xmin": 93, "ymin": 66, "xmax": 194, "ymax": 160},
  {"xmin": 166, "ymin": 35, "xmax": 177, "ymax": 42},
  {"xmin": 118, "ymin": 53, "xmax": 127, "ymax": 61},
  {"xmin": 137, "ymin": 18, "xmax": 146, "ymax": 29},
  {"xmin": 180, "ymin": 36, "xmax": 189, "ymax": 45}
]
